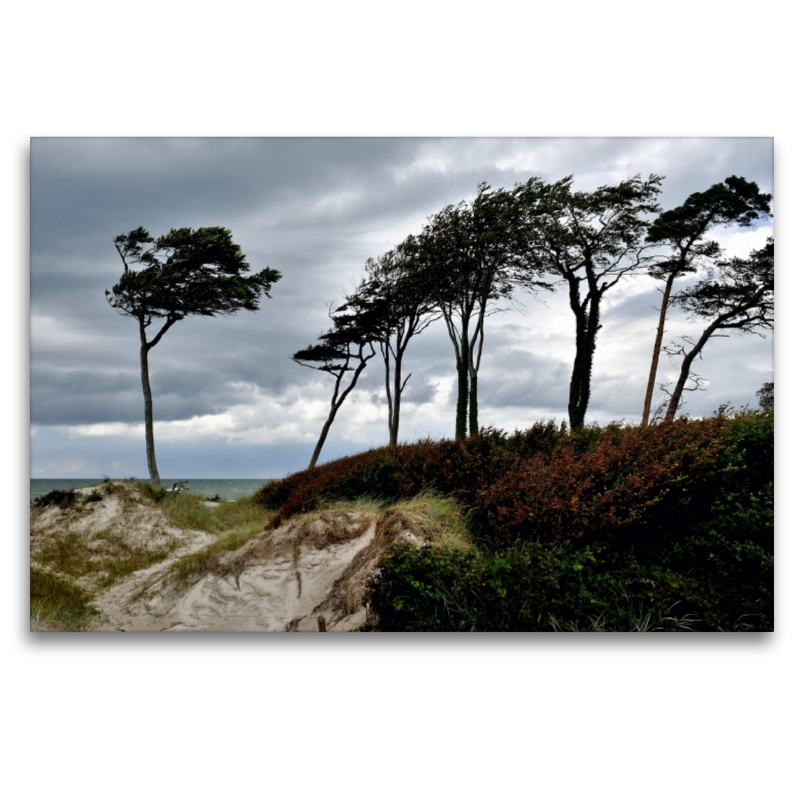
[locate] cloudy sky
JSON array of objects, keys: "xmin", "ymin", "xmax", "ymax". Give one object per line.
[{"xmin": 30, "ymin": 137, "xmax": 773, "ymax": 478}]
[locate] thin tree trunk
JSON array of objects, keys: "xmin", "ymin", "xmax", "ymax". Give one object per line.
[
  {"xmin": 664, "ymin": 286, "xmax": 766, "ymax": 422},
  {"xmin": 641, "ymin": 272, "xmax": 676, "ymax": 426},
  {"xmin": 663, "ymin": 326, "xmax": 715, "ymax": 422},
  {"xmin": 139, "ymin": 320, "xmax": 161, "ymax": 488},
  {"xmin": 391, "ymin": 350, "xmax": 404, "ymax": 446},
  {"xmin": 468, "ymin": 372, "xmax": 479, "ymax": 436},
  {"xmin": 455, "ymin": 318, "xmax": 470, "ymax": 440},
  {"xmin": 383, "ymin": 344, "xmax": 395, "ymax": 445},
  {"xmin": 467, "ymin": 303, "xmax": 487, "ymax": 437},
  {"xmin": 309, "ymin": 409, "xmax": 338, "ymax": 470},
  {"xmin": 308, "ymin": 348, "xmax": 375, "ymax": 469}
]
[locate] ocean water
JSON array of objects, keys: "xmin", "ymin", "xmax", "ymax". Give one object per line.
[{"xmin": 30, "ymin": 478, "xmax": 273, "ymax": 503}]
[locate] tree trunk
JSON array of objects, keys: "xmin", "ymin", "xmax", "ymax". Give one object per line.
[
  {"xmin": 383, "ymin": 347, "xmax": 395, "ymax": 445},
  {"xmin": 567, "ymin": 283, "xmax": 600, "ymax": 431},
  {"xmin": 455, "ymin": 361, "xmax": 468, "ymax": 440},
  {"xmin": 467, "ymin": 306, "xmax": 486, "ymax": 438},
  {"xmin": 309, "ymin": 411, "xmax": 337, "ymax": 470},
  {"xmin": 139, "ymin": 320, "xmax": 161, "ymax": 488},
  {"xmin": 663, "ymin": 328, "xmax": 714, "ymax": 422},
  {"xmin": 308, "ymin": 347, "xmax": 374, "ymax": 469},
  {"xmin": 641, "ymin": 272, "xmax": 676, "ymax": 426},
  {"xmin": 468, "ymin": 371, "xmax": 479, "ymax": 436},
  {"xmin": 455, "ymin": 321, "xmax": 470, "ymax": 440},
  {"xmin": 390, "ymin": 352, "xmax": 403, "ymax": 446},
  {"xmin": 664, "ymin": 286, "xmax": 766, "ymax": 422}
]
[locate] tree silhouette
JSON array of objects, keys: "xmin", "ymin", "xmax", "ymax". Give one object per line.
[
  {"xmin": 417, "ymin": 180, "xmax": 551, "ymax": 439},
  {"xmin": 525, "ymin": 175, "xmax": 663, "ymax": 429},
  {"xmin": 343, "ymin": 240, "xmax": 440, "ymax": 446},
  {"xmin": 641, "ymin": 176, "xmax": 772, "ymax": 425},
  {"xmin": 106, "ymin": 227, "xmax": 281, "ymax": 487},
  {"xmin": 292, "ymin": 301, "xmax": 377, "ymax": 469},
  {"xmin": 663, "ymin": 238, "xmax": 773, "ymax": 421}
]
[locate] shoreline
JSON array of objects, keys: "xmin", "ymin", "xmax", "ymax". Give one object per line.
[{"xmin": 30, "ymin": 477, "xmax": 274, "ymax": 503}]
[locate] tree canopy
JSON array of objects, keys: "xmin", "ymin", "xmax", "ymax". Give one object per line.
[
  {"xmin": 292, "ymin": 299, "xmax": 378, "ymax": 469},
  {"xmin": 107, "ymin": 226, "xmax": 281, "ymax": 486},
  {"xmin": 416, "ymin": 180, "xmax": 551, "ymax": 438},
  {"xmin": 641, "ymin": 177, "xmax": 772, "ymax": 424},
  {"xmin": 663, "ymin": 237, "xmax": 773, "ymax": 421},
  {"xmin": 522, "ymin": 174, "xmax": 663, "ymax": 429},
  {"xmin": 342, "ymin": 240, "xmax": 440, "ymax": 446}
]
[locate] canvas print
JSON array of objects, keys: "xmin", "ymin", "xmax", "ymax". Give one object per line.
[{"xmin": 30, "ymin": 137, "xmax": 774, "ymax": 632}]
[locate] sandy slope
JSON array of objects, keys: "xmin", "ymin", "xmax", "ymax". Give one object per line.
[{"xmin": 31, "ymin": 483, "xmax": 425, "ymax": 632}]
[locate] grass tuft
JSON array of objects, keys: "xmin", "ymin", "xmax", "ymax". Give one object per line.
[{"xmin": 30, "ymin": 568, "xmax": 99, "ymax": 631}]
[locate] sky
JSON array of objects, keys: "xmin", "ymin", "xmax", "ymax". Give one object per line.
[{"xmin": 30, "ymin": 137, "xmax": 774, "ymax": 478}]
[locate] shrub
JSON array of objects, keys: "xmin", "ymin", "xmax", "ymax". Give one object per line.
[
  {"xmin": 367, "ymin": 537, "xmax": 773, "ymax": 632},
  {"xmin": 364, "ymin": 410, "xmax": 773, "ymax": 631},
  {"xmin": 255, "ymin": 420, "xmax": 567, "ymax": 525},
  {"xmin": 469, "ymin": 411, "xmax": 773, "ymax": 553},
  {"xmin": 137, "ymin": 482, "xmax": 167, "ymax": 502},
  {"xmin": 32, "ymin": 488, "xmax": 78, "ymax": 510}
]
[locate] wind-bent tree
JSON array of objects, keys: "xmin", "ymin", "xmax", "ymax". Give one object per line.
[
  {"xmin": 524, "ymin": 174, "xmax": 663, "ymax": 430},
  {"xmin": 417, "ymin": 179, "xmax": 550, "ymax": 439},
  {"xmin": 292, "ymin": 303, "xmax": 377, "ymax": 469},
  {"xmin": 344, "ymin": 240, "xmax": 439, "ymax": 446},
  {"xmin": 663, "ymin": 238, "xmax": 773, "ymax": 422},
  {"xmin": 641, "ymin": 176, "xmax": 772, "ymax": 425},
  {"xmin": 107, "ymin": 227, "xmax": 281, "ymax": 488}
]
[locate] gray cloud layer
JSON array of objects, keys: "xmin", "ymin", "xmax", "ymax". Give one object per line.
[{"xmin": 30, "ymin": 138, "xmax": 773, "ymax": 476}]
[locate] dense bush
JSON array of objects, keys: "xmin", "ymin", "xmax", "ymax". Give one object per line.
[
  {"xmin": 255, "ymin": 420, "xmax": 566, "ymax": 524},
  {"xmin": 257, "ymin": 410, "xmax": 773, "ymax": 631},
  {"xmin": 469, "ymin": 412, "xmax": 766, "ymax": 551},
  {"xmin": 367, "ymin": 537, "xmax": 772, "ymax": 631}
]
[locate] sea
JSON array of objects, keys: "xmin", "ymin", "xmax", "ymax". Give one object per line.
[{"xmin": 30, "ymin": 478, "xmax": 273, "ymax": 503}]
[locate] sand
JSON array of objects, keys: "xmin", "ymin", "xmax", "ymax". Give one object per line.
[{"xmin": 31, "ymin": 483, "xmax": 425, "ymax": 632}]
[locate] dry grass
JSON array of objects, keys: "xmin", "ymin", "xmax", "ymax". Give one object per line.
[
  {"xmin": 164, "ymin": 495, "xmax": 276, "ymax": 585},
  {"xmin": 388, "ymin": 491, "xmax": 474, "ymax": 552},
  {"xmin": 34, "ymin": 527, "xmax": 179, "ymax": 591}
]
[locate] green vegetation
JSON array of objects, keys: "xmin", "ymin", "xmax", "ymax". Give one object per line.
[
  {"xmin": 137, "ymin": 484, "xmax": 273, "ymax": 536},
  {"xmin": 32, "ymin": 488, "xmax": 78, "ymax": 510},
  {"xmin": 30, "ymin": 567, "xmax": 100, "ymax": 631},
  {"xmin": 31, "ymin": 481, "xmax": 275, "ymax": 629},
  {"xmin": 34, "ymin": 527, "xmax": 177, "ymax": 591},
  {"xmin": 155, "ymin": 492, "xmax": 275, "ymax": 585},
  {"xmin": 257, "ymin": 408, "xmax": 773, "ymax": 631},
  {"xmin": 107, "ymin": 226, "xmax": 282, "ymax": 488}
]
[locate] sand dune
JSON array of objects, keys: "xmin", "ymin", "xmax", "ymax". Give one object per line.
[{"xmin": 31, "ymin": 483, "xmax": 426, "ymax": 632}]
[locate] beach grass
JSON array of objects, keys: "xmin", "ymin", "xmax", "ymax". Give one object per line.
[
  {"xmin": 34, "ymin": 526, "xmax": 178, "ymax": 590},
  {"xmin": 30, "ymin": 567, "xmax": 100, "ymax": 631},
  {"xmin": 164, "ymin": 494, "xmax": 276, "ymax": 586},
  {"xmin": 31, "ymin": 481, "xmax": 276, "ymax": 627}
]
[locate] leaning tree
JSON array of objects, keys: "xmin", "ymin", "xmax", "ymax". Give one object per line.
[
  {"xmin": 416, "ymin": 179, "xmax": 551, "ymax": 439},
  {"xmin": 662, "ymin": 237, "xmax": 773, "ymax": 422},
  {"xmin": 292, "ymin": 300, "xmax": 378, "ymax": 469},
  {"xmin": 641, "ymin": 176, "xmax": 772, "ymax": 425},
  {"xmin": 344, "ymin": 239, "xmax": 440, "ymax": 446},
  {"xmin": 106, "ymin": 227, "xmax": 281, "ymax": 487},
  {"xmin": 523, "ymin": 174, "xmax": 663, "ymax": 430}
]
